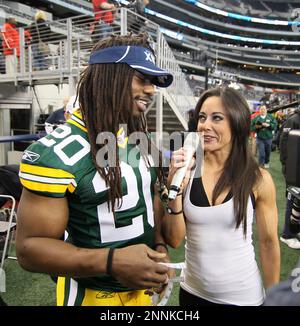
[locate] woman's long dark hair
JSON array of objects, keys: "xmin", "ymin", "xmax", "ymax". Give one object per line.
[
  {"xmin": 194, "ymin": 87, "xmax": 262, "ymax": 235},
  {"xmin": 77, "ymin": 33, "xmax": 163, "ymax": 212}
]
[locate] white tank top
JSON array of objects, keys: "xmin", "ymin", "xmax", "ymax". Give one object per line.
[{"xmin": 181, "ymin": 172, "xmax": 265, "ymax": 306}]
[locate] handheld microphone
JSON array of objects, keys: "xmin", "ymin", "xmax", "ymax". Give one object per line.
[{"xmin": 168, "ymin": 132, "xmax": 200, "ymax": 200}]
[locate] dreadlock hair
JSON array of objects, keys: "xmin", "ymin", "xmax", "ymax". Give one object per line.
[
  {"xmin": 194, "ymin": 86, "xmax": 262, "ymax": 236},
  {"xmin": 77, "ymin": 33, "xmax": 164, "ymax": 213}
]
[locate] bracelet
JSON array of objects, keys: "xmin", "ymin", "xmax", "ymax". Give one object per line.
[
  {"xmin": 153, "ymin": 243, "xmax": 169, "ymax": 252},
  {"xmin": 166, "ymin": 206, "xmax": 183, "ymax": 215},
  {"xmin": 106, "ymin": 248, "xmax": 115, "ymax": 276}
]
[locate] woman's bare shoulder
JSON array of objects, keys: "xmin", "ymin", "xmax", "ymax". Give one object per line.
[{"xmin": 253, "ymin": 167, "xmax": 275, "ymax": 199}]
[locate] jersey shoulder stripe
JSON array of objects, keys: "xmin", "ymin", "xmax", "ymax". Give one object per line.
[
  {"xmin": 20, "ymin": 162, "xmax": 74, "ymax": 179},
  {"xmin": 20, "ymin": 179, "xmax": 74, "ymax": 196},
  {"xmin": 19, "ymin": 163, "xmax": 77, "ymax": 195}
]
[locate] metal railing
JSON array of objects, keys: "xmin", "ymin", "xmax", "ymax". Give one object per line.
[
  {"xmin": 157, "ymin": 34, "xmax": 196, "ymax": 117},
  {"xmin": 0, "ymin": 8, "xmax": 196, "ymax": 124}
]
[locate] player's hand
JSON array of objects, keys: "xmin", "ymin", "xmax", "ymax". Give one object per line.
[{"xmin": 112, "ymin": 244, "xmax": 169, "ymax": 290}]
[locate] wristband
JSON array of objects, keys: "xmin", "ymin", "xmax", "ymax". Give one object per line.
[
  {"xmin": 106, "ymin": 248, "xmax": 115, "ymax": 276},
  {"xmin": 154, "ymin": 243, "xmax": 169, "ymax": 252},
  {"xmin": 166, "ymin": 206, "xmax": 183, "ymax": 215}
]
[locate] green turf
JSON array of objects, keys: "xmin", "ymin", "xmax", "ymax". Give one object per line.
[
  {"xmin": 1, "ymin": 151, "xmax": 299, "ymax": 306},
  {"xmin": 1, "ymin": 260, "xmax": 56, "ymax": 306}
]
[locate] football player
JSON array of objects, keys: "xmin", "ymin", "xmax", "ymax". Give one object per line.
[{"xmin": 16, "ymin": 33, "xmax": 173, "ymax": 306}]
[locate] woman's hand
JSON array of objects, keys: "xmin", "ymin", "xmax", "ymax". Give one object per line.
[{"xmin": 168, "ymin": 147, "xmax": 195, "ymax": 193}]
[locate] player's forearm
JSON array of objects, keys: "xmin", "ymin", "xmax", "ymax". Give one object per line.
[
  {"xmin": 154, "ymin": 210, "xmax": 165, "ymax": 243},
  {"xmin": 153, "ymin": 193, "xmax": 167, "ymax": 246},
  {"xmin": 16, "ymin": 237, "xmax": 109, "ymax": 277}
]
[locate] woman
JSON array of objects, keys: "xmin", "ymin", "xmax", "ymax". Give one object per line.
[{"xmin": 163, "ymin": 87, "xmax": 280, "ymax": 306}]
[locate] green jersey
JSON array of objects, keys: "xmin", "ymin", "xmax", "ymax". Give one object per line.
[
  {"xmin": 19, "ymin": 111, "xmax": 157, "ymax": 291},
  {"xmin": 251, "ymin": 113, "xmax": 277, "ymax": 140}
]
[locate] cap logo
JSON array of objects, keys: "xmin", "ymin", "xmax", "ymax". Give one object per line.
[{"xmin": 144, "ymin": 50, "xmax": 155, "ymax": 64}]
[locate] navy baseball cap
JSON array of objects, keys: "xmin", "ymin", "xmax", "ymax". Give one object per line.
[{"xmin": 88, "ymin": 45, "xmax": 173, "ymax": 88}]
